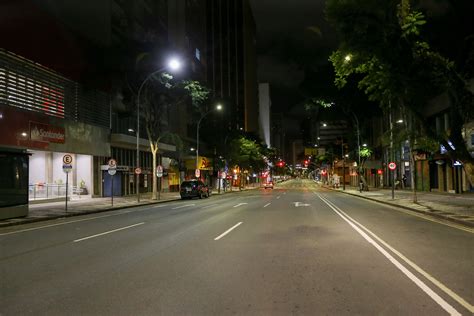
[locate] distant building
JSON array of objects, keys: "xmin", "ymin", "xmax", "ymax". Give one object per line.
[{"xmin": 258, "ymin": 83, "xmax": 271, "ymax": 147}]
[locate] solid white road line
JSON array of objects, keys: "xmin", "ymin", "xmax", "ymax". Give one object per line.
[
  {"xmin": 0, "ymin": 212, "xmax": 131, "ymax": 236},
  {"xmin": 317, "ymin": 194, "xmax": 463, "ymax": 316},
  {"xmin": 73, "ymin": 222, "xmax": 145, "ymax": 243},
  {"xmin": 233, "ymin": 203, "xmax": 248, "ymax": 208},
  {"xmin": 214, "ymin": 222, "xmax": 243, "ymax": 241},
  {"xmin": 172, "ymin": 204, "xmax": 195, "ymax": 210},
  {"xmin": 0, "ymin": 203, "xmax": 178, "ymax": 236},
  {"xmin": 263, "ymin": 203, "xmax": 271, "ymax": 208},
  {"xmin": 318, "ymin": 194, "xmax": 474, "ymax": 314}
]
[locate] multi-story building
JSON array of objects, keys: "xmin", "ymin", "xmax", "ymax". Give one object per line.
[
  {"xmin": 205, "ymin": 0, "xmax": 258, "ymax": 134},
  {"xmin": 0, "ymin": 48, "xmax": 110, "ymax": 219},
  {"xmin": 1, "ymin": 0, "xmax": 260, "ymax": 219}
]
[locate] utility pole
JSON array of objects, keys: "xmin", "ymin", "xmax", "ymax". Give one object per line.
[
  {"xmin": 350, "ymin": 112, "xmax": 361, "ymax": 189},
  {"xmin": 389, "ymin": 101, "xmax": 395, "ymax": 200},
  {"xmin": 342, "ymin": 138, "xmax": 346, "ymax": 190}
]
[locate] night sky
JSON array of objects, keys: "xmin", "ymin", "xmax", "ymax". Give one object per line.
[
  {"xmin": 249, "ymin": 0, "xmax": 474, "ymax": 116},
  {"xmin": 249, "ymin": 0, "xmax": 338, "ymax": 113}
]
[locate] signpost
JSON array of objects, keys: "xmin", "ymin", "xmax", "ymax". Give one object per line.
[
  {"xmin": 389, "ymin": 161, "xmax": 396, "ymax": 199},
  {"xmin": 156, "ymin": 165, "xmax": 163, "ymax": 200},
  {"xmin": 135, "ymin": 167, "xmax": 141, "ymax": 202},
  {"xmin": 62, "ymin": 154, "xmax": 73, "ymax": 213},
  {"xmin": 108, "ymin": 159, "xmax": 117, "ymax": 206}
]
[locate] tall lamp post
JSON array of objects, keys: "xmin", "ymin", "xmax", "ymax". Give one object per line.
[
  {"xmin": 136, "ymin": 58, "xmax": 181, "ymax": 202},
  {"xmin": 196, "ymin": 104, "xmax": 223, "ymax": 179},
  {"xmin": 350, "ymin": 112, "xmax": 361, "ymax": 189}
]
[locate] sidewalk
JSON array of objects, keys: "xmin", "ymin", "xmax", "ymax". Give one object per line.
[
  {"xmin": 324, "ymin": 184, "xmax": 474, "ymax": 229},
  {"xmin": 0, "ymin": 185, "xmax": 259, "ymax": 228}
]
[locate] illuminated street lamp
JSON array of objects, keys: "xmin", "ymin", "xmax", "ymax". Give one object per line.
[
  {"xmin": 196, "ymin": 104, "xmax": 223, "ymax": 178},
  {"xmin": 136, "ymin": 57, "xmax": 182, "ymax": 202}
]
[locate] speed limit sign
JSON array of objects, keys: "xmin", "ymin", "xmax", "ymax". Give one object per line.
[{"xmin": 388, "ymin": 162, "xmax": 397, "ymax": 170}]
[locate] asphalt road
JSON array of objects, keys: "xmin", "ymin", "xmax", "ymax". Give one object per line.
[{"xmin": 1, "ymin": 179, "xmax": 472, "ymax": 315}]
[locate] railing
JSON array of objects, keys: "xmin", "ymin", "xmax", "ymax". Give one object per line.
[{"xmin": 28, "ymin": 184, "xmax": 85, "ymax": 201}]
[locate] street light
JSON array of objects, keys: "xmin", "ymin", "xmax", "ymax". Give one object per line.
[
  {"xmin": 196, "ymin": 104, "xmax": 223, "ymax": 178},
  {"xmin": 136, "ymin": 57, "xmax": 182, "ymax": 202}
]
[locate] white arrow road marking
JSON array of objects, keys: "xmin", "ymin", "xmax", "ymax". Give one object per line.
[
  {"xmin": 263, "ymin": 203, "xmax": 271, "ymax": 208},
  {"xmin": 317, "ymin": 194, "xmax": 466, "ymax": 316},
  {"xmin": 293, "ymin": 202, "xmax": 310, "ymax": 207},
  {"xmin": 233, "ymin": 203, "xmax": 248, "ymax": 208},
  {"xmin": 276, "ymin": 196, "xmax": 281, "ymax": 199},
  {"xmin": 172, "ymin": 204, "xmax": 195, "ymax": 210},
  {"xmin": 214, "ymin": 222, "xmax": 243, "ymax": 240},
  {"xmin": 73, "ymin": 222, "xmax": 145, "ymax": 243}
]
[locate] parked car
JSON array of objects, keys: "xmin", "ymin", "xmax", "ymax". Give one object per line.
[
  {"xmin": 263, "ymin": 181, "xmax": 274, "ymax": 189},
  {"xmin": 180, "ymin": 180, "xmax": 211, "ymax": 199}
]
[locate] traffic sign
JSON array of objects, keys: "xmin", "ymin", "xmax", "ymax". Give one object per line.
[
  {"xmin": 63, "ymin": 164, "xmax": 72, "ymax": 173},
  {"xmin": 108, "ymin": 159, "xmax": 117, "ymax": 168},
  {"xmin": 388, "ymin": 162, "xmax": 397, "ymax": 170},
  {"xmin": 156, "ymin": 165, "xmax": 163, "ymax": 177},
  {"xmin": 108, "ymin": 168, "xmax": 117, "ymax": 175},
  {"xmin": 63, "ymin": 154, "xmax": 73, "ymax": 164},
  {"xmin": 195, "ymin": 169, "xmax": 200, "ymax": 178},
  {"xmin": 135, "ymin": 167, "xmax": 142, "ymax": 175}
]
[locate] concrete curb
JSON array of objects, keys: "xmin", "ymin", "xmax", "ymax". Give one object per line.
[
  {"xmin": 328, "ymin": 187, "xmax": 474, "ymax": 229},
  {"xmin": 0, "ymin": 187, "xmax": 260, "ymax": 229},
  {"xmin": 0, "ymin": 198, "xmax": 181, "ymax": 229}
]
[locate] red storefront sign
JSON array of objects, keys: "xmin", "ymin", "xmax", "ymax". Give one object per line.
[
  {"xmin": 0, "ymin": 105, "xmax": 65, "ymax": 150},
  {"xmin": 30, "ymin": 121, "xmax": 65, "ymax": 143}
]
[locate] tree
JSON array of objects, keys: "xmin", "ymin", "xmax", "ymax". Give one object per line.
[
  {"xmin": 326, "ymin": 0, "xmax": 474, "ymax": 194},
  {"xmin": 228, "ymin": 135, "xmax": 266, "ymax": 189},
  {"xmin": 138, "ymin": 73, "xmax": 209, "ymax": 200}
]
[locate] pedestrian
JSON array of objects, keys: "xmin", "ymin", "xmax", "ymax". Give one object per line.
[
  {"xmin": 402, "ymin": 174, "xmax": 407, "ymax": 189},
  {"xmin": 359, "ymin": 179, "xmax": 364, "ymax": 193}
]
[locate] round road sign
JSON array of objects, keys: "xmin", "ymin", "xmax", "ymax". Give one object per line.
[
  {"xmin": 135, "ymin": 167, "xmax": 142, "ymax": 175},
  {"xmin": 108, "ymin": 159, "xmax": 117, "ymax": 168},
  {"xmin": 388, "ymin": 162, "xmax": 397, "ymax": 170},
  {"xmin": 63, "ymin": 154, "xmax": 73, "ymax": 164},
  {"xmin": 156, "ymin": 165, "xmax": 163, "ymax": 177}
]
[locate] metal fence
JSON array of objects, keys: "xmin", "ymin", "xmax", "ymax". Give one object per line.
[
  {"xmin": 28, "ymin": 183, "xmax": 85, "ymax": 201},
  {"xmin": 0, "ymin": 48, "xmax": 109, "ymax": 128}
]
